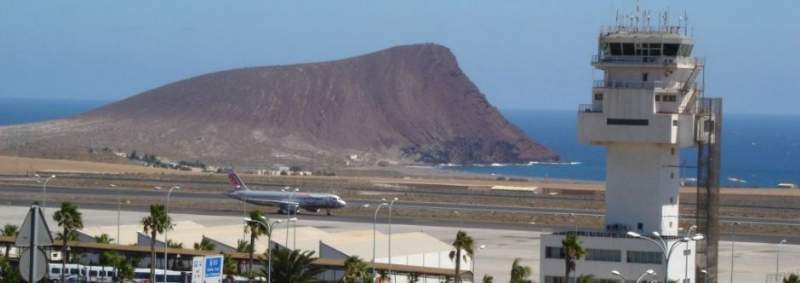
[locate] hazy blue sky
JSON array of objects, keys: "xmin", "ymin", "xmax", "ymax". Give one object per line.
[{"xmin": 1, "ymin": 1, "xmax": 797, "ymax": 115}]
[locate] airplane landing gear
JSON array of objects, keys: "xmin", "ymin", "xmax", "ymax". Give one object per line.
[{"xmin": 326, "ymin": 209, "xmax": 331, "ymax": 216}]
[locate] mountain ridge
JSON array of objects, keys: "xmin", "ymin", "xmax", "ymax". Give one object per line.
[{"xmin": 0, "ymin": 43, "xmax": 557, "ymax": 167}]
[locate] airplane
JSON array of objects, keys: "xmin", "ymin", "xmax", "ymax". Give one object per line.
[{"xmin": 224, "ymin": 171, "xmax": 347, "ymax": 215}]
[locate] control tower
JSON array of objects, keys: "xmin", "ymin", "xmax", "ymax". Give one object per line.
[
  {"xmin": 540, "ymin": 7, "xmax": 719, "ymax": 283},
  {"xmin": 578, "ymin": 12, "xmax": 703, "ymax": 236}
]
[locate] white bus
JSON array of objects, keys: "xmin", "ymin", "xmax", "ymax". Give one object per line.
[{"xmin": 133, "ymin": 268, "xmax": 186, "ymax": 283}]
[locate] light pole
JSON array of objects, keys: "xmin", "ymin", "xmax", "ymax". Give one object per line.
[
  {"xmin": 34, "ymin": 174, "xmax": 56, "ymax": 210},
  {"xmin": 569, "ymin": 213, "xmax": 577, "ymax": 234},
  {"xmin": 730, "ymin": 222, "xmax": 739, "ymax": 283},
  {"xmin": 611, "ymin": 269, "xmax": 655, "ymax": 283},
  {"xmin": 388, "ymin": 197, "xmax": 399, "ymax": 282},
  {"xmin": 282, "ymin": 187, "xmax": 299, "ymax": 248},
  {"xmin": 776, "ymin": 239, "xmax": 787, "ymax": 278},
  {"xmin": 684, "ymin": 225, "xmax": 698, "ymax": 282},
  {"xmin": 285, "ymin": 217, "xmax": 297, "ymax": 248},
  {"xmin": 473, "ymin": 244, "xmax": 485, "ymax": 276},
  {"xmin": 700, "ymin": 269, "xmax": 708, "ymax": 283},
  {"xmin": 111, "ymin": 184, "xmax": 120, "ymax": 245},
  {"xmin": 244, "ymin": 216, "xmax": 282, "ymax": 283},
  {"xmin": 627, "ymin": 231, "xmax": 703, "ymax": 283},
  {"xmin": 370, "ymin": 202, "xmax": 389, "ymax": 278},
  {"xmin": 156, "ymin": 185, "xmax": 180, "ymax": 282}
]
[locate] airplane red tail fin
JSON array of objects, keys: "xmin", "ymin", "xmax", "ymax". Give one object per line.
[{"xmin": 227, "ymin": 171, "xmax": 249, "ymax": 191}]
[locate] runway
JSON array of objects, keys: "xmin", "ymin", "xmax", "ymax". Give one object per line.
[{"xmin": 1, "ymin": 184, "xmax": 798, "ymax": 244}]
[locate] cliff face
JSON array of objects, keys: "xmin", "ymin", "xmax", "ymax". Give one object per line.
[{"xmin": 0, "ymin": 43, "xmax": 557, "ymax": 165}]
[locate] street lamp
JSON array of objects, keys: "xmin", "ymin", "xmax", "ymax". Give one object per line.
[
  {"xmin": 730, "ymin": 222, "xmax": 740, "ymax": 283},
  {"xmin": 110, "ymin": 184, "xmax": 120, "ymax": 245},
  {"xmin": 700, "ymin": 269, "xmax": 708, "ymax": 283},
  {"xmin": 369, "ymin": 202, "xmax": 389, "ymax": 278},
  {"xmin": 156, "ymin": 185, "xmax": 180, "ymax": 282},
  {"xmin": 286, "ymin": 217, "xmax": 297, "ymax": 249},
  {"xmin": 388, "ymin": 197, "xmax": 399, "ymax": 282},
  {"xmin": 684, "ymin": 225, "xmax": 698, "ymax": 282},
  {"xmin": 473, "ymin": 244, "xmax": 486, "ymax": 275},
  {"xmin": 244, "ymin": 216, "xmax": 282, "ymax": 283},
  {"xmin": 611, "ymin": 269, "xmax": 655, "ymax": 283},
  {"xmin": 282, "ymin": 187, "xmax": 300, "ymax": 247},
  {"xmin": 776, "ymin": 239, "xmax": 787, "ymax": 278},
  {"xmin": 627, "ymin": 231, "xmax": 703, "ymax": 283},
  {"xmin": 34, "ymin": 174, "xmax": 56, "ymax": 210}
]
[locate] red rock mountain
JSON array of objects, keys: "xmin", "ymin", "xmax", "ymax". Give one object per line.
[{"xmin": 0, "ymin": 43, "xmax": 557, "ymax": 166}]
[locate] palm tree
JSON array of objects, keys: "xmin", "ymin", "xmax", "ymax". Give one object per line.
[
  {"xmin": 1, "ymin": 224, "xmax": 18, "ymax": 258},
  {"xmin": 236, "ymin": 239, "xmax": 251, "ymax": 274},
  {"xmin": 263, "ymin": 248, "xmax": 324, "ymax": 283},
  {"xmin": 562, "ymin": 233, "xmax": 586, "ymax": 282},
  {"xmin": 448, "ymin": 230, "xmax": 474, "ymax": 283},
  {"xmin": 141, "ymin": 204, "xmax": 172, "ymax": 283},
  {"xmin": 481, "ymin": 275, "xmax": 493, "ymax": 283},
  {"xmin": 341, "ymin": 256, "xmax": 370, "ymax": 283},
  {"xmin": 576, "ymin": 274, "xmax": 594, "ymax": 283},
  {"xmin": 245, "ymin": 210, "xmax": 268, "ymax": 279},
  {"xmin": 194, "ymin": 237, "xmax": 216, "ymax": 251},
  {"xmin": 509, "ymin": 258, "xmax": 532, "ymax": 283},
  {"xmin": 785, "ymin": 273, "xmax": 800, "ymax": 283},
  {"xmin": 95, "ymin": 233, "xmax": 114, "ymax": 244},
  {"xmin": 407, "ymin": 273, "xmax": 419, "ymax": 283},
  {"xmin": 223, "ymin": 254, "xmax": 238, "ymax": 282},
  {"xmin": 54, "ymin": 202, "xmax": 83, "ymax": 283}
]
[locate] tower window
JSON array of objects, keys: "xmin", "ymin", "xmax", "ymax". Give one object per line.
[
  {"xmin": 594, "ymin": 93, "xmax": 603, "ymax": 100},
  {"xmin": 642, "ymin": 73, "xmax": 649, "ymax": 82},
  {"xmin": 655, "ymin": 95, "xmax": 661, "ymax": 102}
]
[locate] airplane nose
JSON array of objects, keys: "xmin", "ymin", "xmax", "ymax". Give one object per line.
[{"xmin": 338, "ymin": 200, "xmax": 347, "ymax": 207}]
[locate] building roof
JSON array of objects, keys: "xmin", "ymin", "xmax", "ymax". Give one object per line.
[{"xmin": 322, "ymin": 231, "xmax": 451, "ymax": 260}]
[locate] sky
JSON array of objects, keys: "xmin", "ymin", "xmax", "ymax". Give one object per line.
[{"xmin": 1, "ymin": 1, "xmax": 798, "ymax": 115}]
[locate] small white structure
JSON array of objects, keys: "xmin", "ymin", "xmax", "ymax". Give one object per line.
[{"xmin": 540, "ymin": 6, "xmax": 706, "ymax": 283}]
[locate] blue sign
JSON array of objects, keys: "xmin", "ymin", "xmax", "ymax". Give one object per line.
[{"xmin": 204, "ymin": 256, "xmax": 222, "ymax": 278}]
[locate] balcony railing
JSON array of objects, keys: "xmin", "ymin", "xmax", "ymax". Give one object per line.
[
  {"xmin": 591, "ymin": 55, "xmax": 702, "ymax": 66},
  {"xmin": 593, "ymin": 80, "xmax": 681, "ymax": 90},
  {"xmin": 578, "ymin": 104, "xmax": 602, "ymax": 113}
]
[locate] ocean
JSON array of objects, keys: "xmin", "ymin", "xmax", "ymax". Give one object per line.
[
  {"xmin": 455, "ymin": 109, "xmax": 800, "ymax": 188},
  {"xmin": 0, "ymin": 98, "xmax": 797, "ymax": 187}
]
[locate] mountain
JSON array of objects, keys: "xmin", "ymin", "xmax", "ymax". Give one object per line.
[{"xmin": 0, "ymin": 43, "xmax": 557, "ymax": 166}]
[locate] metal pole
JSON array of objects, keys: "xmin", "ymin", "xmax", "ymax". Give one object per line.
[
  {"xmin": 112, "ymin": 184, "xmax": 120, "ymax": 245},
  {"xmin": 388, "ymin": 198, "xmax": 398, "ymax": 282},
  {"xmin": 776, "ymin": 240, "xmax": 786, "ymax": 279},
  {"xmin": 30, "ymin": 206, "xmax": 37, "ymax": 283},
  {"xmin": 372, "ymin": 203, "xmax": 387, "ymax": 278},
  {"xmin": 163, "ymin": 186, "xmax": 178, "ymax": 283},
  {"xmin": 730, "ymin": 223, "xmax": 737, "ymax": 283}
]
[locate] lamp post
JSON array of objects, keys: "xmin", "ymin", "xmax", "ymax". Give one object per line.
[
  {"xmin": 286, "ymin": 217, "xmax": 297, "ymax": 248},
  {"xmin": 388, "ymin": 197, "xmax": 399, "ymax": 282},
  {"xmin": 473, "ymin": 244, "xmax": 485, "ymax": 275},
  {"xmin": 730, "ymin": 222, "xmax": 740, "ymax": 283},
  {"xmin": 244, "ymin": 216, "xmax": 282, "ymax": 283},
  {"xmin": 111, "ymin": 184, "xmax": 120, "ymax": 245},
  {"xmin": 700, "ymin": 269, "xmax": 708, "ymax": 283},
  {"xmin": 156, "ymin": 185, "xmax": 180, "ymax": 282},
  {"xmin": 684, "ymin": 225, "xmax": 698, "ymax": 282},
  {"xmin": 776, "ymin": 239, "xmax": 787, "ymax": 278},
  {"xmin": 282, "ymin": 187, "xmax": 299, "ymax": 248},
  {"xmin": 370, "ymin": 202, "xmax": 389, "ymax": 278},
  {"xmin": 627, "ymin": 231, "xmax": 703, "ymax": 283},
  {"xmin": 611, "ymin": 269, "xmax": 655, "ymax": 283},
  {"xmin": 34, "ymin": 174, "xmax": 56, "ymax": 211}
]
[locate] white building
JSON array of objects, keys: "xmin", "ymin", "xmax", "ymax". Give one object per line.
[{"xmin": 540, "ymin": 7, "xmax": 706, "ymax": 283}]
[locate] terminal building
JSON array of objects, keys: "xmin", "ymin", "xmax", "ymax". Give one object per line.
[{"xmin": 539, "ymin": 7, "xmax": 719, "ymax": 283}]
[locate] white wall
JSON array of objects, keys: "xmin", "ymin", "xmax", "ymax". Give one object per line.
[{"xmin": 540, "ymin": 234, "xmax": 696, "ymax": 283}]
